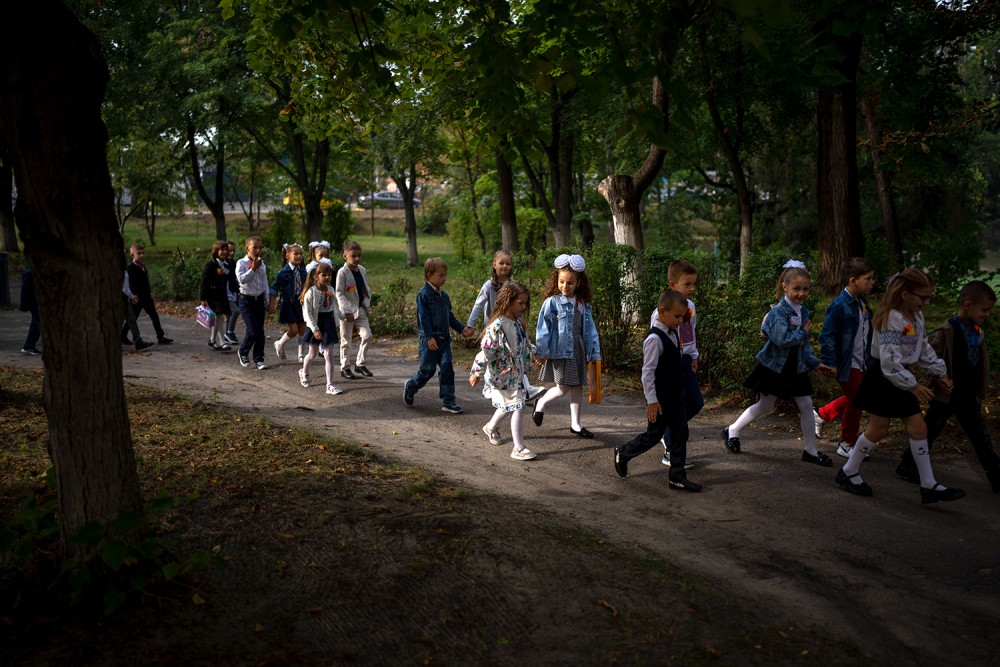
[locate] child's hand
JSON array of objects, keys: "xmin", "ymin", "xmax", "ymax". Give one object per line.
[
  {"xmin": 251, "ymin": 257, "xmax": 263, "ymax": 271},
  {"xmin": 936, "ymin": 377, "xmax": 954, "ymax": 393},
  {"xmin": 469, "ymin": 375, "xmax": 479, "ymax": 387},
  {"xmin": 803, "ymin": 319, "xmax": 812, "ymax": 333},
  {"xmin": 345, "ymin": 313, "xmax": 354, "ymax": 322},
  {"xmin": 646, "ymin": 402, "xmax": 662, "ymax": 423},
  {"xmin": 129, "ymin": 295, "xmax": 139, "ymax": 304},
  {"xmin": 534, "ymin": 356, "xmax": 546, "ymax": 366},
  {"xmin": 200, "ymin": 300, "xmax": 208, "ymax": 308},
  {"xmin": 427, "ymin": 337, "xmax": 439, "ymax": 351},
  {"xmin": 911, "ymin": 384, "xmax": 935, "ymax": 403},
  {"xmin": 816, "ymin": 363, "xmax": 835, "ymax": 377},
  {"xmin": 691, "ymin": 359, "xmax": 699, "ymax": 372},
  {"xmin": 462, "ymin": 326, "xmax": 474, "ymax": 337}
]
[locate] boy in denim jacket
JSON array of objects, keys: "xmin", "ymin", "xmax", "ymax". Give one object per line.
[
  {"xmin": 816, "ymin": 257, "xmax": 875, "ymax": 459},
  {"xmin": 404, "ymin": 257, "xmax": 474, "ymax": 413}
]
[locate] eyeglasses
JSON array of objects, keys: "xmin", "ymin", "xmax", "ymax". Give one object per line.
[{"xmin": 907, "ymin": 291, "xmax": 933, "ymax": 303}]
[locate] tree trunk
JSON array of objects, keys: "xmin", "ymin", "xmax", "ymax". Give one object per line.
[
  {"xmin": 186, "ymin": 123, "xmax": 227, "ymax": 241},
  {"xmin": 0, "ymin": 1, "xmax": 142, "ymax": 554},
  {"xmin": 859, "ymin": 94, "xmax": 903, "ymax": 267},
  {"xmin": 496, "ymin": 146, "xmax": 518, "ymax": 252},
  {"xmin": 0, "ymin": 141, "xmax": 17, "ymax": 252},
  {"xmin": 556, "ymin": 128, "xmax": 575, "ymax": 246}
]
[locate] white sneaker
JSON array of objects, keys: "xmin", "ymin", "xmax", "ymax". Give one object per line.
[
  {"xmin": 274, "ymin": 340, "xmax": 286, "ymax": 360},
  {"xmin": 836, "ymin": 441, "xmax": 870, "ymax": 460},
  {"xmin": 511, "ymin": 446, "xmax": 537, "ymax": 461},
  {"xmin": 482, "ymin": 424, "xmax": 502, "ymax": 445},
  {"xmin": 297, "ymin": 352, "xmax": 305, "ymax": 362},
  {"xmin": 298, "ymin": 369, "xmax": 309, "ymax": 387},
  {"xmin": 812, "ymin": 409, "xmax": 824, "ymax": 438},
  {"xmin": 526, "ymin": 385, "xmax": 546, "ymax": 401},
  {"xmin": 326, "ymin": 384, "xmax": 344, "ymax": 395},
  {"xmin": 255, "ymin": 360, "xmax": 268, "ymax": 370}
]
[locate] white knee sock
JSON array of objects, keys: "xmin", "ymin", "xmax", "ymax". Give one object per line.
[
  {"xmin": 276, "ymin": 332, "xmax": 290, "ymax": 351},
  {"xmin": 843, "ymin": 433, "xmax": 876, "ymax": 479},
  {"xmin": 535, "ymin": 385, "xmax": 567, "ymax": 413},
  {"xmin": 511, "ymin": 409, "xmax": 525, "ymax": 448},
  {"xmin": 728, "ymin": 394, "xmax": 777, "ymax": 437},
  {"xmin": 569, "ymin": 386, "xmax": 584, "ymax": 430},
  {"xmin": 910, "ymin": 438, "xmax": 937, "ymax": 489},
  {"xmin": 323, "ymin": 344, "xmax": 336, "ymax": 386},
  {"xmin": 794, "ymin": 396, "xmax": 818, "ymax": 455},
  {"xmin": 486, "ymin": 407, "xmax": 506, "ymax": 432},
  {"xmin": 303, "ymin": 345, "xmax": 318, "ymax": 375}
]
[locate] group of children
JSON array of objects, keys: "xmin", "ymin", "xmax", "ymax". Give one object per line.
[{"xmin": 89, "ymin": 236, "xmax": 1000, "ymax": 501}]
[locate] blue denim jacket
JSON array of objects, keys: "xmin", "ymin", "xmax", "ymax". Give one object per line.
[
  {"xmin": 535, "ymin": 295, "xmax": 601, "ymax": 362},
  {"xmin": 270, "ymin": 263, "xmax": 307, "ymax": 302},
  {"xmin": 819, "ymin": 288, "xmax": 873, "ymax": 382},
  {"xmin": 416, "ymin": 282, "xmax": 464, "ymax": 340},
  {"xmin": 756, "ymin": 299, "xmax": 819, "ymax": 374}
]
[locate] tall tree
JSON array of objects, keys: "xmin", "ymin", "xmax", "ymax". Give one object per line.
[
  {"xmin": 0, "ymin": 140, "xmax": 16, "ymax": 252},
  {"xmin": 0, "ymin": 1, "xmax": 142, "ymax": 553}
]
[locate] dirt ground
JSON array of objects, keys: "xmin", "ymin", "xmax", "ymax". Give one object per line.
[{"xmin": 2, "ymin": 306, "xmax": 999, "ymax": 665}]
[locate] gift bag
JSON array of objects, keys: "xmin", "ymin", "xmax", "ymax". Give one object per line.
[
  {"xmin": 588, "ymin": 360, "xmax": 602, "ymax": 404},
  {"xmin": 196, "ymin": 305, "xmax": 216, "ymax": 329}
]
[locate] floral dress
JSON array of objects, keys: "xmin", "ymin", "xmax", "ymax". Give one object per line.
[{"xmin": 471, "ymin": 316, "xmax": 533, "ymax": 412}]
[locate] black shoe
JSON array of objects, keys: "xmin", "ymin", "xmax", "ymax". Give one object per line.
[
  {"xmin": 355, "ymin": 366, "xmax": 374, "ymax": 377},
  {"xmin": 341, "ymin": 368, "xmax": 356, "ymax": 379},
  {"xmin": 570, "ymin": 426, "xmax": 594, "ymax": 439},
  {"xmin": 722, "ymin": 427, "xmax": 740, "ymax": 454},
  {"xmin": 920, "ymin": 483, "xmax": 966, "ymax": 504},
  {"xmin": 895, "ymin": 464, "xmax": 920, "ymax": 484},
  {"xmin": 835, "ymin": 468, "xmax": 873, "ymax": 497},
  {"xmin": 134, "ymin": 340, "xmax": 154, "ymax": 351},
  {"xmin": 157, "ymin": 337, "xmax": 173, "ymax": 344},
  {"xmin": 668, "ymin": 478, "xmax": 702, "ymax": 492},
  {"xmin": 987, "ymin": 468, "xmax": 1000, "ymax": 493},
  {"xmin": 613, "ymin": 447, "xmax": 629, "ymax": 478},
  {"xmin": 801, "ymin": 450, "xmax": 833, "ymax": 467},
  {"xmin": 532, "ymin": 409, "xmax": 544, "ymax": 427},
  {"xmin": 224, "ymin": 332, "xmax": 239, "ymax": 345}
]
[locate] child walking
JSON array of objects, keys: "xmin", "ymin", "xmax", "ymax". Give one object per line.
[
  {"xmin": 122, "ymin": 242, "xmax": 172, "ymax": 345},
  {"xmin": 199, "ymin": 240, "xmax": 238, "ymax": 351},
  {"xmin": 722, "ymin": 260, "xmax": 835, "ymax": 463},
  {"xmin": 224, "ymin": 240, "xmax": 240, "ymax": 345},
  {"xmin": 466, "ymin": 250, "xmax": 513, "ymax": 329},
  {"xmin": 815, "ymin": 257, "xmax": 875, "ymax": 459},
  {"xmin": 236, "ymin": 234, "xmax": 274, "ymax": 370},
  {"xmin": 271, "ymin": 243, "xmax": 307, "ymax": 362},
  {"xmin": 835, "ymin": 269, "xmax": 964, "ymax": 503},
  {"xmin": 895, "ymin": 280, "xmax": 1000, "ymax": 492},
  {"xmin": 19, "ymin": 266, "xmax": 41, "ymax": 355},
  {"xmin": 299, "ymin": 259, "xmax": 343, "ymax": 395},
  {"xmin": 533, "ymin": 253, "xmax": 602, "ymax": 437},
  {"xmin": 335, "ymin": 240, "xmax": 374, "ymax": 379},
  {"xmin": 403, "ymin": 257, "xmax": 474, "ymax": 413},
  {"xmin": 470, "ymin": 281, "xmax": 538, "ymax": 461},
  {"xmin": 615, "ymin": 290, "xmax": 701, "ymax": 491}
]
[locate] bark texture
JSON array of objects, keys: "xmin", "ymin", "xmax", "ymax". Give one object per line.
[
  {"xmin": 0, "ymin": 1, "xmax": 142, "ymax": 551},
  {"xmin": 496, "ymin": 146, "xmax": 518, "ymax": 252}
]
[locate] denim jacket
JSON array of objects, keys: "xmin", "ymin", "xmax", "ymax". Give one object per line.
[
  {"xmin": 756, "ymin": 299, "xmax": 819, "ymax": 374},
  {"xmin": 416, "ymin": 282, "xmax": 464, "ymax": 340},
  {"xmin": 819, "ymin": 288, "xmax": 873, "ymax": 382},
  {"xmin": 270, "ymin": 263, "xmax": 306, "ymax": 303},
  {"xmin": 535, "ymin": 295, "xmax": 601, "ymax": 362}
]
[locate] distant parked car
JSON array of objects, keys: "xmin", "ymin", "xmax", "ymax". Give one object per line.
[{"xmin": 357, "ymin": 191, "xmax": 421, "ymax": 209}]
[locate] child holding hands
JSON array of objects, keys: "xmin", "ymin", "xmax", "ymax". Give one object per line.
[
  {"xmin": 199, "ymin": 240, "xmax": 238, "ymax": 351},
  {"xmin": 299, "ymin": 259, "xmax": 343, "ymax": 396},
  {"xmin": 615, "ymin": 290, "xmax": 701, "ymax": 491},
  {"xmin": 271, "ymin": 243, "xmax": 307, "ymax": 362},
  {"xmin": 722, "ymin": 260, "xmax": 835, "ymax": 464},
  {"xmin": 470, "ymin": 281, "xmax": 538, "ymax": 461},
  {"xmin": 533, "ymin": 254, "xmax": 602, "ymax": 437},
  {"xmin": 837, "ymin": 269, "xmax": 964, "ymax": 503},
  {"xmin": 336, "ymin": 241, "xmax": 374, "ymax": 379}
]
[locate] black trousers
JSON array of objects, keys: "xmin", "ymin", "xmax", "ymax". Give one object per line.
[
  {"xmin": 899, "ymin": 396, "xmax": 1000, "ymax": 474},
  {"xmin": 618, "ymin": 399, "xmax": 688, "ymax": 482}
]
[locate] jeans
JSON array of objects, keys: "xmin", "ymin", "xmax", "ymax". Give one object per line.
[{"xmin": 406, "ymin": 337, "xmax": 456, "ymax": 405}]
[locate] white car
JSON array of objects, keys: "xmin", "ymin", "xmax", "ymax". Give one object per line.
[{"xmin": 357, "ymin": 191, "xmax": 420, "ymax": 209}]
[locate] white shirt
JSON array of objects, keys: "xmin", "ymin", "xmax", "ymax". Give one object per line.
[
  {"xmin": 851, "ymin": 299, "xmax": 869, "ymax": 371},
  {"xmin": 649, "ymin": 298, "xmax": 698, "ymax": 358},
  {"xmin": 236, "ymin": 255, "xmax": 269, "ymax": 297}
]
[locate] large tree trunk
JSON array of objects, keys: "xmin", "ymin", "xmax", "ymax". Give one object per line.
[
  {"xmin": 816, "ymin": 24, "xmax": 863, "ymax": 292},
  {"xmin": 556, "ymin": 129, "xmax": 575, "ymax": 245},
  {"xmin": 0, "ymin": 141, "xmax": 17, "ymax": 252},
  {"xmin": 186, "ymin": 122, "xmax": 227, "ymax": 241},
  {"xmin": 496, "ymin": 146, "xmax": 518, "ymax": 252},
  {"xmin": 297, "ymin": 137, "xmax": 329, "ymax": 242},
  {"xmin": 859, "ymin": 93, "xmax": 903, "ymax": 267},
  {"xmin": 0, "ymin": 1, "xmax": 142, "ymax": 553}
]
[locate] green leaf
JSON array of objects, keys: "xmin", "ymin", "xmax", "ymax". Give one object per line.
[
  {"xmin": 102, "ymin": 539, "xmax": 129, "ymax": 571},
  {"xmin": 161, "ymin": 561, "xmax": 180, "ymax": 581},
  {"xmin": 103, "ymin": 590, "xmax": 128, "ymax": 614}
]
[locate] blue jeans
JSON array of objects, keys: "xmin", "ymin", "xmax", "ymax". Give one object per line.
[
  {"xmin": 239, "ymin": 294, "xmax": 266, "ymax": 362},
  {"xmin": 406, "ymin": 336, "xmax": 456, "ymax": 405}
]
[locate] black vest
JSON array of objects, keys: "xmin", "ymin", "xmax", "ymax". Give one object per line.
[
  {"xmin": 649, "ymin": 328, "xmax": 685, "ymax": 403},
  {"xmin": 950, "ymin": 321, "xmax": 977, "ymax": 397}
]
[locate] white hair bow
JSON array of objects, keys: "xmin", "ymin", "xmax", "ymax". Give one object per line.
[
  {"xmin": 554, "ymin": 253, "xmax": 586, "ymax": 272},
  {"xmin": 308, "ymin": 240, "xmax": 331, "ymax": 250},
  {"xmin": 783, "ymin": 259, "xmax": 806, "ymax": 269}
]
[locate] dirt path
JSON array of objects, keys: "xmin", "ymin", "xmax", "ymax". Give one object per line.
[{"xmin": 3, "ymin": 308, "xmax": 999, "ymax": 664}]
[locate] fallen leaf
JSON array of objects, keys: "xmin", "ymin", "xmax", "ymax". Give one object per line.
[
  {"xmin": 596, "ymin": 598, "xmax": 618, "ymax": 617},
  {"xmin": 777, "ymin": 630, "xmax": 789, "ymax": 639},
  {"xmin": 800, "ymin": 649, "xmax": 809, "ymax": 656},
  {"xmin": 255, "ymin": 623, "xmax": 265, "ymax": 633},
  {"xmin": 191, "ymin": 593, "xmax": 206, "ymax": 605},
  {"xmin": 278, "ymin": 532, "xmax": 295, "ymax": 540},
  {"xmin": 435, "ymin": 528, "xmax": 453, "ymax": 536}
]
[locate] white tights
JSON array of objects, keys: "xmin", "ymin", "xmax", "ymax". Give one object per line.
[
  {"xmin": 302, "ymin": 343, "xmax": 334, "ymax": 387},
  {"xmin": 535, "ymin": 384, "xmax": 585, "ymax": 430},
  {"xmin": 486, "ymin": 407, "xmax": 525, "ymax": 448},
  {"xmin": 728, "ymin": 394, "xmax": 818, "ymax": 455}
]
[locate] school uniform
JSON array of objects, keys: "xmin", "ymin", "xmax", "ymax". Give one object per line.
[
  {"xmin": 743, "ymin": 298, "xmax": 819, "ymax": 399},
  {"xmin": 335, "ymin": 263, "xmax": 372, "ymax": 372},
  {"xmin": 236, "ymin": 255, "xmax": 269, "ymax": 363},
  {"xmin": 123, "ymin": 259, "xmax": 167, "ymax": 341},
  {"xmin": 302, "ymin": 285, "xmax": 339, "ymax": 347},
  {"xmin": 535, "ymin": 295, "xmax": 601, "ymax": 386},
  {"xmin": 271, "ymin": 263, "xmax": 307, "ymax": 324}
]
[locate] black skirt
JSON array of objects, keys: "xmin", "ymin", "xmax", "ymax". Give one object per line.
[
  {"xmin": 853, "ymin": 362, "xmax": 921, "ymax": 418},
  {"xmin": 743, "ymin": 347, "xmax": 813, "ymax": 399}
]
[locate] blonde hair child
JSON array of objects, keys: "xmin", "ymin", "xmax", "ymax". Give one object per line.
[{"xmin": 298, "ymin": 259, "xmax": 343, "ymax": 396}]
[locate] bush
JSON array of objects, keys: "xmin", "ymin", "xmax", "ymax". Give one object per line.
[
  {"xmin": 587, "ymin": 243, "xmax": 643, "ymax": 368},
  {"xmin": 263, "ymin": 209, "xmax": 300, "ymax": 252},
  {"xmin": 418, "ymin": 196, "xmax": 451, "ymax": 235},
  {"xmin": 153, "ymin": 248, "xmax": 208, "ymax": 300},
  {"xmin": 324, "ymin": 200, "xmax": 353, "ymax": 252},
  {"xmin": 370, "ymin": 272, "xmax": 415, "ymax": 337}
]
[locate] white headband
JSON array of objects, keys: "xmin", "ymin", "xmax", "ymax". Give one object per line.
[
  {"xmin": 554, "ymin": 253, "xmax": 586, "ymax": 272},
  {"xmin": 308, "ymin": 240, "xmax": 331, "ymax": 250},
  {"xmin": 306, "ymin": 257, "xmax": 334, "ymax": 273}
]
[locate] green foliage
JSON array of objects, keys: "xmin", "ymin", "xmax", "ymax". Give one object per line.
[
  {"xmin": 323, "ymin": 200, "xmax": 353, "ymax": 252},
  {"xmin": 909, "ymin": 218, "xmax": 985, "ymax": 293},
  {"xmin": 153, "ymin": 249, "xmax": 208, "ymax": 301},
  {"xmin": 370, "ymin": 272, "xmax": 415, "ymax": 337},
  {"xmin": 264, "ymin": 208, "xmax": 301, "ymax": 252},
  {"xmin": 0, "ymin": 480, "xmax": 224, "ymax": 616},
  {"xmin": 418, "ymin": 196, "xmax": 452, "ymax": 235},
  {"xmin": 587, "ymin": 243, "xmax": 643, "ymax": 368}
]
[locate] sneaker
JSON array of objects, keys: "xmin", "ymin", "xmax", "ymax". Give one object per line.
[
  {"xmin": 326, "ymin": 384, "xmax": 344, "ymax": 395},
  {"xmin": 298, "ymin": 369, "xmax": 310, "ymax": 387},
  {"xmin": 668, "ymin": 478, "xmax": 703, "ymax": 492},
  {"xmin": 274, "ymin": 340, "xmax": 286, "ymax": 360},
  {"xmin": 834, "ymin": 468, "xmax": 874, "ymax": 497},
  {"xmin": 255, "ymin": 360, "xmax": 268, "ymax": 370},
  {"xmin": 297, "ymin": 352, "xmax": 305, "ymax": 362},
  {"xmin": 812, "ymin": 409, "xmax": 824, "ymax": 438},
  {"xmin": 341, "ymin": 368, "xmax": 356, "ymax": 379},
  {"xmin": 239, "ymin": 354, "xmax": 251, "ymax": 368},
  {"xmin": 511, "ymin": 446, "xmax": 537, "ymax": 461},
  {"xmin": 661, "ymin": 449, "xmax": 695, "ymax": 469},
  {"xmin": 157, "ymin": 337, "xmax": 173, "ymax": 344},
  {"xmin": 482, "ymin": 424, "xmax": 502, "ymax": 445},
  {"xmin": 722, "ymin": 427, "xmax": 740, "ymax": 454},
  {"xmin": 613, "ymin": 447, "xmax": 629, "ymax": 478},
  {"xmin": 135, "ymin": 340, "xmax": 154, "ymax": 351},
  {"xmin": 836, "ymin": 441, "xmax": 870, "ymax": 461},
  {"xmin": 355, "ymin": 366, "xmax": 374, "ymax": 377},
  {"xmin": 526, "ymin": 385, "xmax": 546, "ymax": 401},
  {"xmin": 441, "ymin": 403, "xmax": 463, "ymax": 414},
  {"xmin": 403, "ymin": 381, "xmax": 414, "ymax": 406},
  {"xmin": 224, "ymin": 332, "xmax": 239, "ymax": 345},
  {"xmin": 20, "ymin": 347, "xmax": 41, "ymax": 356}
]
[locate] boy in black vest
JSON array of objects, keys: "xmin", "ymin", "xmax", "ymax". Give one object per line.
[
  {"xmin": 122, "ymin": 242, "xmax": 172, "ymax": 345},
  {"xmin": 896, "ymin": 280, "xmax": 999, "ymax": 492},
  {"xmin": 614, "ymin": 290, "xmax": 701, "ymax": 491}
]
